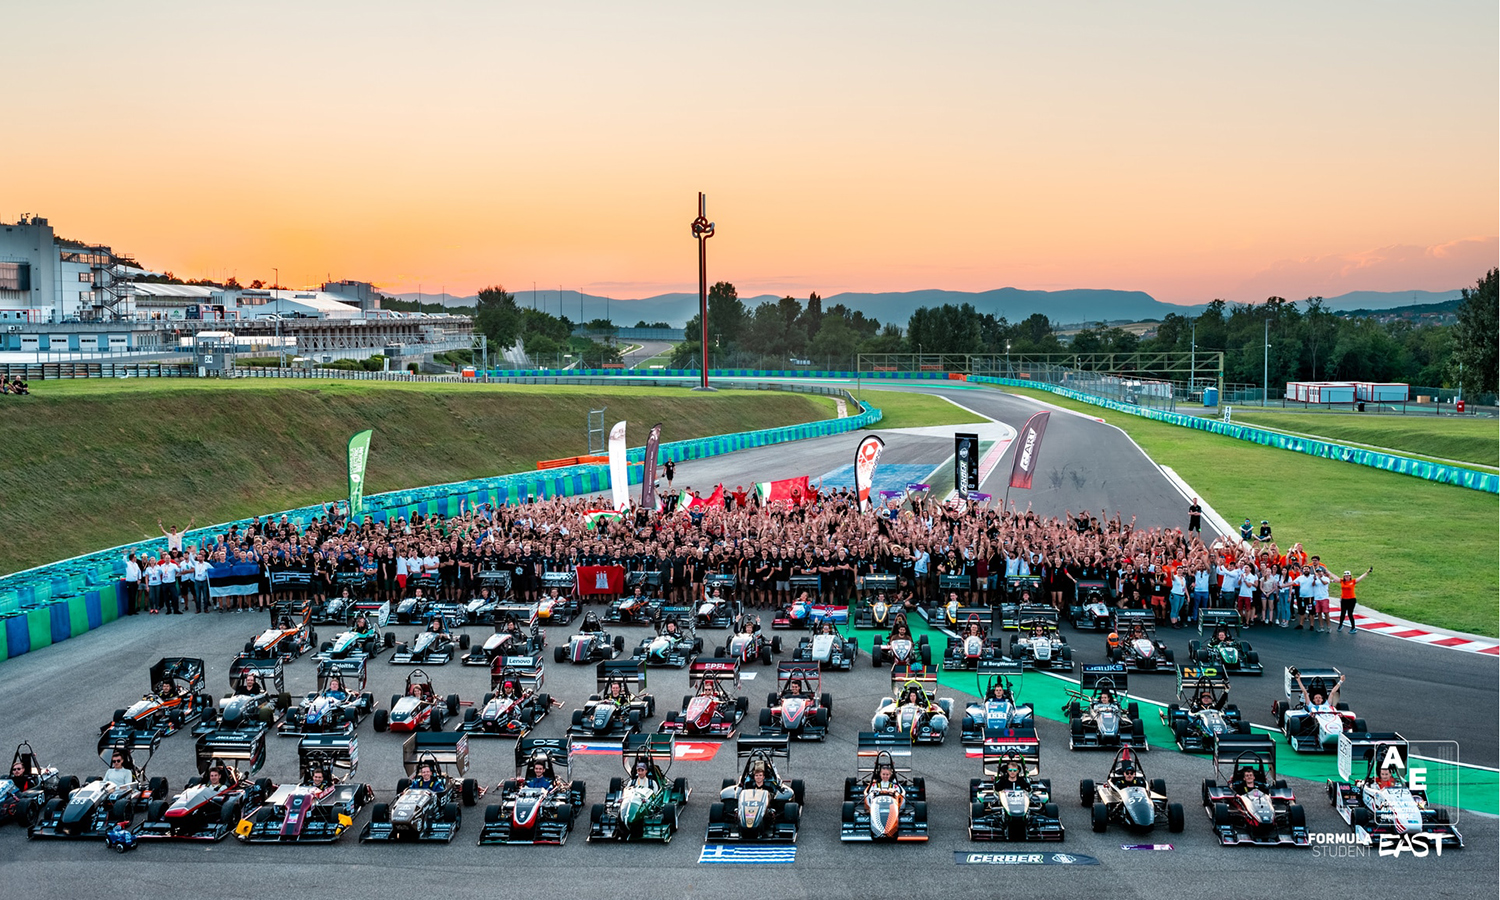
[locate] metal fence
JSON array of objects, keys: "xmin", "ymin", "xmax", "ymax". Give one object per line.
[{"xmin": 0, "ymin": 362, "xmax": 196, "ymax": 380}]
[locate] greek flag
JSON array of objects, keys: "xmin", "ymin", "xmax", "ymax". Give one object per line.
[{"xmin": 698, "ymin": 844, "xmax": 797, "ymax": 864}]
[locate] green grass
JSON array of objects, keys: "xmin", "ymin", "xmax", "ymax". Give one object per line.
[
  {"xmin": 1223, "ymin": 410, "xmax": 1498, "ymax": 469},
  {"xmin": 854, "ymin": 388, "xmax": 988, "ymax": 430},
  {"xmin": 0, "ymin": 380, "xmax": 832, "ymax": 575},
  {"xmin": 998, "ymin": 386, "xmax": 1499, "ymax": 637}
]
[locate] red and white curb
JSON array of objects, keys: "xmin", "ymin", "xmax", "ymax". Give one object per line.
[{"xmin": 1348, "ymin": 608, "xmax": 1499, "ymax": 656}]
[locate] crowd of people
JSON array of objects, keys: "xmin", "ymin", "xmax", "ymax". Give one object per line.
[{"xmin": 120, "ymin": 477, "xmax": 1369, "ymax": 634}]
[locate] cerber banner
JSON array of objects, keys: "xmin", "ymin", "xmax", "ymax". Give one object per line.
[
  {"xmin": 641, "ymin": 422, "xmax": 663, "ymax": 510},
  {"xmin": 347, "ymin": 429, "xmax": 374, "ymax": 519},
  {"xmin": 955, "ymin": 432, "xmax": 979, "ymax": 493},
  {"xmin": 853, "ymin": 434, "xmax": 885, "ymax": 512},
  {"xmin": 1007, "ymin": 412, "xmax": 1051, "ymax": 490},
  {"xmin": 608, "ymin": 420, "xmax": 628, "ymax": 511}
]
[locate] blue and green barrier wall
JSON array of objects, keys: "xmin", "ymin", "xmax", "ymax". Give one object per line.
[
  {"xmin": 486, "ymin": 367, "xmax": 948, "ymax": 380},
  {"xmin": 0, "ymin": 402, "xmax": 882, "ymax": 661},
  {"xmin": 970, "ymin": 376, "xmax": 1498, "ymax": 494}
]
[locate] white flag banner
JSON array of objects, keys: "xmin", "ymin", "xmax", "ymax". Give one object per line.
[{"xmin": 609, "ymin": 420, "xmax": 629, "ymax": 511}]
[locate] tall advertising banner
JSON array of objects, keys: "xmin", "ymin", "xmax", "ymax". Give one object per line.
[
  {"xmin": 640, "ymin": 423, "xmax": 663, "ymax": 510},
  {"xmin": 853, "ymin": 434, "xmax": 885, "ymax": 512},
  {"xmin": 1007, "ymin": 412, "xmax": 1051, "ymax": 491},
  {"xmin": 347, "ymin": 429, "xmax": 374, "ymax": 519},
  {"xmin": 954, "ymin": 432, "xmax": 979, "ymax": 494},
  {"xmin": 609, "ymin": 420, "xmax": 629, "ymax": 511}
]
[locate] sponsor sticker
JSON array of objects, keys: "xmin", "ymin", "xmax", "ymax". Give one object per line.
[{"xmin": 953, "ymin": 851, "xmax": 1098, "ymax": 866}]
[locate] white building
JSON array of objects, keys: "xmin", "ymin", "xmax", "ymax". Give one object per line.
[{"xmin": 0, "ymin": 215, "xmax": 130, "ymax": 322}]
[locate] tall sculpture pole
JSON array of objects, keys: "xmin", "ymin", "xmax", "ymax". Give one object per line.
[{"xmin": 691, "ymin": 192, "xmax": 716, "ymax": 391}]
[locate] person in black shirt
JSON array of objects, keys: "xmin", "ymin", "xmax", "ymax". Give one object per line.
[{"xmin": 1187, "ymin": 498, "xmax": 1202, "ymax": 534}]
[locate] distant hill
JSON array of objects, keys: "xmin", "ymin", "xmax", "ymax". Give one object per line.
[{"xmin": 386, "ymin": 286, "xmax": 1464, "ymax": 329}]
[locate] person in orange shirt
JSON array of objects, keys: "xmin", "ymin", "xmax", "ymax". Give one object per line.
[{"xmin": 1336, "ymin": 567, "xmax": 1373, "ymax": 633}]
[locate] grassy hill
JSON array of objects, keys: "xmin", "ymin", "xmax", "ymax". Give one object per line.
[{"xmin": 0, "ymin": 380, "xmax": 835, "ymax": 574}]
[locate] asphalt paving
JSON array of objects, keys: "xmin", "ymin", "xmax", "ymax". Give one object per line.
[{"xmin": 0, "ymin": 380, "xmax": 1493, "ymax": 898}]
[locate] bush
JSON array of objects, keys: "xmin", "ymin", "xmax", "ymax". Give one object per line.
[
  {"xmin": 238, "ymin": 356, "xmax": 283, "ymax": 368},
  {"xmin": 362, "ymin": 355, "xmax": 386, "ymax": 372},
  {"xmin": 407, "ymin": 362, "xmax": 420, "ymax": 374}
]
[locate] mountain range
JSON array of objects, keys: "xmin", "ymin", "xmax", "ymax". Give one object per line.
[{"xmin": 388, "ymin": 287, "xmax": 1465, "ymax": 329}]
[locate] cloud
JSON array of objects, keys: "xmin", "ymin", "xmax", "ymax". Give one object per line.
[{"xmin": 1230, "ymin": 237, "xmax": 1498, "ymax": 301}]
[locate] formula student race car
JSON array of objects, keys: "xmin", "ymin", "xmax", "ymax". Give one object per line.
[
  {"xmin": 1006, "ymin": 606, "xmax": 1074, "ymax": 673},
  {"xmin": 360, "ymin": 732, "xmax": 479, "ymax": 843},
  {"xmin": 556, "ymin": 613, "xmax": 626, "ymax": 665},
  {"xmin": 374, "ymin": 669, "xmax": 463, "ymax": 734},
  {"xmin": 389, "ymin": 614, "xmax": 469, "ymax": 666},
  {"xmin": 316, "ymin": 616, "xmax": 386, "ymax": 662},
  {"xmin": 133, "ymin": 729, "xmax": 272, "ymax": 842},
  {"xmin": 461, "ymin": 658, "xmax": 552, "ymax": 738},
  {"xmin": 960, "ymin": 661, "xmax": 1035, "ymax": 746},
  {"xmin": 605, "ymin": 585, "xmax": 665, "ymax": 626},
  {"xmin": 707, "ymin": 736, "xmax": 804, "ymax": 843},
  {"xmin": 758, "ymin": 662, "xmax": 833, "ymax": 741},
  {"xmin": 0, "ymin": 743, "xmax": 64, "ymax": 828},
  {"xmin": 536, "ymin": 578, "xmax": 582, "ymax": 626},
  {"xmin": 719, "ymin": 614, "xmax": 782, "ymax": 666},
  {"xmin": 1327, "ymin": 732, "xmax": 1463, "ymax": 850},
  {"xmin": 239, "ymin": 608, "xmax": 317, "ymax": 664},
  {"xmin": 479, "ymin": 737, "xmax": 587, "ymax": 845},
  {"xmin": 632, "ymin": 616, "xmax": 703, "ymax": 668},
  {"xmin": 1065, "ymin": 665, "xmax": 1147, "ymax": 751},
  {"xmin": 772, "ymin": 594, "xmax": 848, "ymax": 630},
  {"xmin": 967, "ymin": 735, "xmax": 1063, "ymax": 842},
  {"xmin": 941, "ymin": 609, "xmax": 1007, "ymax": 671},
  {"xmin": 588, "ymin": 734, "xmax": 690, "ymax": 843},
  {"xmin": 696, "ymin": 577, "xmax": 738, "ymax": 629},
  {"xmin": 870, "ymin": 667, "xmax": 951, "ymax": 745},
  {"xmin": 1161, "ymin": 665, "xmax": 1249, "ymax": 752},
  {"xmin": 1190, "ymin": 610, "xmax": 1263, "ymax": 675},
  {"xmin": 279, "ymin": 658, "xmax": 376, "ymax": 738},
  {"xmin": 1202, "ymin": 735, "xmax": 1309, "ymax": 847},
  {"xmin": 235, "ymin": 735, "xmax": 374, "ymax": 843},
  {"xmin": 30, "ymin": 734, "xmax": 167, "ymax": 840},
  {"xmin": 194, "ymin": 657, "xmax": 291, "ymax": 737},
  {"xmin": 1080, "ymin": 747, "xmax": 1183, "ymax": 834},
  {"xmin": 1274, "ymin": 666, "xmax": 1365, "ymax": 753},
  {"xmin": 98, "ymin": 658, "xmax": 212, "ymax": 748},
  {"xmin": 1067, "ymin": 579, "xmax": 1113, "ymax": 631},
  {"xmin": 840, "ymin": 735, "xmax": 927, "ymax": 842},
  {"xmin": 1107, "ymin": 609, "xmax": 1174, "ymax": 672},
  {"xmin": 870, "ymin": 621, "xmax": 931, "ymax": 668},
  {"xmin": 792, "ymin": 617, "xmax": 858, "ymax": 671},
  {"xmin": 569, "ymin": 661, "xmax": 656, "ymax": 741},
  {"xmin": 853, "ymin": 592, "xmax": 906, "ymax": 630},
  {"xmin": 661, "ymin": 658, "xmax": 748, "ymax": 739},
  {"xmin": 464, "ymin": 615, "xmax": 546, "ymax": 666}
]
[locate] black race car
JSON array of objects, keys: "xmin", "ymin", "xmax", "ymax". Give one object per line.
[
  {"xmin": 461, "ymin": 657, "xmax": 552, "ymax": 738},
  {"xmin": 1107, "ymin": 609, "xmax": 1174, "ymax": 673},
  {"xmin": 605, "ymin": 586, "xmax": 666, "ymax": 626},
  {"xmin": 556, "ymin": 613, "xmax": 626, "ymax": 665},
  {"xmin": 361, "ymin": 732, "xmax": 480, "ymax": 842},
  {"xmin": 1190, "ymin": 610, "xmax": 1263, "ymax": 676},
  {"xmin": 239, "ymin": 607, "xmax": 317, "ymax": 664},
  {"xmin": 1161, "ymin": 665, "xmax": 1249, "ymax": 752},
  {"xmin": 1203, "ymin": 735, "xmax": 1309, "ymax": 847},
  {"xmin": 0, "ymin": 743, "xmax": 65, "ymax": 829},
  {"xmin": 758, "ymin": 663, "xmax": 832, "ymax": 741},
  {"xmin": 633, "ymin": 616, "xmax": 703, "ymax": 668},
  {"xmin": 1005, "ymin": 606, "xmax": 1074, "ymax": 673},
  {"xmin": 1064, "ymin": 665, "xmax": 1147, "ymax": 751},
  {"xmin": 569, "ymin": 661, "xmax": 656, "ymax": 741},
  {"xmin": 479, "ymin": 738, "xmax": 587, "ymax": 845},
  {"xmin": 587, "ymin": 734, "xmax": 690, "ymax": 843},
  {"xmin": 1080, "ymin": 747, "xmax": 1183, "ymax": 834},
  {"xmin": 389, "ymin": 615, "xmax": 470, "ymax": 665},
  {"xmin": 695, "ymin": 577, "xmax": 738, "ymax": 629},
  {"xmin": 30, "ymin": 735, "xmax": 167, "ymax": 840},
  {"xmin": 280, "ymin": 658, "xmax": 376, "ymax": 738},
  {"xmin": 1067, "ymin": 579, "xmax": 1113, "ymax": 631},
  {"xmin": 707, "ymin": 737, "xmax": 804, "ymax": 843},
  {"xmin": 464, "ymin": 615, "xmax": 545, "ymax": 666},
  {"xmin": 967, "ymin": 736, "xmax": 1063, "ymax": 842}
]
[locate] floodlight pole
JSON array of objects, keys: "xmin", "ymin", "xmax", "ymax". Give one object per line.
[{"xmin": 691, "ymin": 192, "xmax": 716, "ymax": 391}]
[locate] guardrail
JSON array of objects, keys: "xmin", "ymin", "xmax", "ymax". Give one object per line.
[
  {"xmin": 970, "ymin": 376, "xmax": 1498, "ymax": 494},
  {"xmin": 484, "ymin": 367, "xmax": 950, "ymax": 380}
]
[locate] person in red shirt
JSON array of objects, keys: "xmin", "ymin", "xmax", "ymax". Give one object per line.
[{"xmin": 1336, "ymin": 567, "xmax": 1373, "ymax": 633}]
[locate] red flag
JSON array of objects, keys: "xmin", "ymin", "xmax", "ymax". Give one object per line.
[
  {"xmin": 755, "ymin": 476, "xmax": 810, "ymax": 504},
  {"xmin": 1008, "ymin": 412, "xmax": 1051, "ymax": 490},
  {"xmin": 576, "ymin": 565, "xmax": 625, "ymax": 596}
]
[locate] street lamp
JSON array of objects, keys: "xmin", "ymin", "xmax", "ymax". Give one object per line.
[{"xmin": 1006, "ymin": 341, "xmax": 1012, "ymax": 379}]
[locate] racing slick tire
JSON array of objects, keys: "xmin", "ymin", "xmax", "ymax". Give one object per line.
[
  {"xmin": 1071, "ymin": 717, "xmax": 1084, "ymax": 741},
  {"xmin": 813, "ymin": 708, "xmax": 829, "ymax": 730},
  {"xmin": 430, "ymin": 710, "xmax": 446, "ymax": 732},
  {"xmin": 397, "ymin": 778, "xmax": 411, "ymax": 794},
  {"xmin": 1127, "ymin": 702, "xmax": 1140, "ymax": 719},
  {"xmin": 709, "ymin": 802, "xmax": 725, "ymax": 824},
  {"xmin": 1202, "ymin": 779, "xmax": 1215, "ymax": 806},
  {"xmin": 110, "ymin": 797, "xmax": 133, "ymax": 822},
  {"xmin": 149, "ymin": 777, "xmax": 169, "ymax": 797},
  {"xmin": 913, "ymin": 800, "xmax": 927, "ymax": 825},
  {"xmin": 1273, "ymin": 700, "xmax": 1289, "ymax": 727},
  {"xmin": 1353, "ymin": 807, "xmax": 1372, "ymax": 828},
  {"xmin": 462, "ymin": 778, "xmax": 479, "ymax": 807},
  {"xmin": 571, "ymin": 710, "xmax": 585, "ymax": 727},
  {"xmin": 735, "ymin": 696, "xmax": 749, "ymax": 714},
  {"xmin": 1288, "ymin": 804, "xmax": 1306, "ymax": 828},
  {"xmin": 841, "ymin": 800, "xmax": 855, "ymax": 825},
  {"xmin": 1092, "ymin": 802, "xmax": 1109, "ymax": 833},
  {"xmin": 374, "ymin": 709, "xmax": 389, "ymax": 732},
  {"xmin": 791, "ymin": 779, "xmax": 806, "ymax": 804},
  {"xmin": 442, "ymin": 803, "xmax": 460, "ymax": 824},
  {"xmin": 614, "ymin": 635, "xmax": 626, "ymax": 653},
  {"xmin": 672, "ymin": 777, "xmax": 688, "ymax": 797},
  {"xmin": 484, "ymin": 804, "xmax": 503, "ymax": 824},
  {"xmin": 1167, "ymin": 802, "xmax": 1184, "ymax": 833},
  {"xmin": 321, "ymin": 641, "xmax": 333, "ymax": 653},
  {"xmin": 464, "ymin": 708, "xmax": 478, "ymax": 724},
  {"xmin": 1212, "ymin": 802, "xmax": 1229, "ymax": 828},
  {"xmin": 1079, "ymin": 779, "xmax": 1095, "ymax": 807},
  {"xmin": 782, "ymin": 802, "xmax": 800, "ymax": 825},
  {"xmin": 1173, "ymin": 720, "xmax": 1187, "ymax": 745},
  {"xmin": 555, "ymin": 647, "xmax": 568, "ymax": 664},
  {"xmin": 221, "ymin": 797, "xmax": 242, "ymax": 828},
  {"xmin": 1151, "ymin": 779, "xmax": 1167, "ymax": 797},
  {"xmin": 760, "ymin": 646, "xmax": 772, "ymax": 666},
  {"xmin": 459, "ymin": 633, "xmax": 471, "ymax": 650},
  {"xmin": 1352, "ymin": 718, "xmax": 1368, "ymax": 732},
  {"xmin": 145, "ymin": 800, "xmax": 167, "ymax": 823},
  {"xmin": 447, "ymin": 694, "xmax": 461, "ymax": 716},
  {"xmin": 771, "ymin": 637, "xmax": 782, "ymax": 653},
  {"xmin": 590, "ymin": 803, "xmax": 605, "ymax": 826},
  {"xmin": 1043, "ymin": 802, "xmax": 1059, "ymax": 821},
  {"xmin": 759, "ymin": 708, "xmax": 773, "ymax": 728},
  {"xmin": 556, "ymin": 804, "xmax": 573, "ymax": 826},
  {"xmin": 970, "ymin": 800, "xmax": 986, "ymax": 825}
]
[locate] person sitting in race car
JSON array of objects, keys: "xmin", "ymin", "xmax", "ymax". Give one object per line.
[
  {"xmin": 278, "ymin": 614, "xmax": 295, "ymax": 631},
  {"xmin": 304, "ymin": 766, "xmax": 333, "ymax": 790},
  {"xmin": 1375, "ymin": 765, "xmax": 1400, "ymax": 790},
  {"xmin": 103, "ymin": 751, "xmax": 133, "ymax": 787},
  {"xmin": 993, "ymin": 758, "xmax": 1030, "ymax": 792},
  {"xmin": 744, "ymin": 759, "xmax": 778, "ymax": 792},
  {"xmin": 629, "ymin": 759, "xmax": 662, "ymax": 792},
  {"xmin": 501, "ymin": 617, "xmax": 523, "ymax": 638},
  {"xmin": 235, "ymin": 671, "xmax": 261, "ymax": 695},
  {"xmin": 525, "ymin": 754, "xmax": 556, "ymax": 790},
  {"xmin": 579, "ymin": 613, "xmax": 603, "ymax": 634},
  {"xmin": 738, "ymin": 616, "xmax": 759, "ymax": 635},
  {"xmin": 1110, "ymin": 758, "xmax": 1145, "ymax": 788},
  {"xmin": 817, "ymin": 619, "xmax": 839, "ymax": 637},
  {"xmin": 964, "ymin": 619, "xmax": 985, "ymax": 640},
  {"xmin": 1209, "ymin": 625, "xmax": 1232, "ymax": 646},
  {"xmin": 323, "ymin": 676, "xmax": 347, "ymax": 702},
  {"xmin": 497, "ymin": 677, "xmax": 523, "ymax": 700},
  {"xmin": 1127, "ymin": 623, "xmax": 1146, "ymax": 642},
  {"xmin": 869, "ymin": 756, "xmax": 900, "ymax": 792},
  {"xmin": 602, "ymin": 679, "xmax": 630, "ymax": 706},
  {"xmin": 9, "ymin": 760, "xmax": 36, "ymax": 792},
  {"xmin": 889, "ymin": 622, "xmax": 912, "ymax": 642},
  {"xmin": 205, "ymin": 766, "xmax": 232, "ymax": 789},
  {"xmin": 410, "ymin": 761, "xmax": 446, "ymax": 793},
  {"xmin": 351, "ymin": 614, "xmax": 374, "ymax": 636},
  {"xmin": 782, "ymin": 678, "xmax": 804, "ymax": 699},
  {"xmin": 1233, "ymin": 766, "xmax": 1261, "ymax": 795},
  {"xmin": 1291, "ymin": 668, "xmax": 1344, "ymax": 733},
  {"xmin": 1028, "ymin": 622, "xmax": 1049, "ymax": 641},
  {"xmin": 409, "ymin": 680, "xmax": 432, "ymax": 701},
  {"xmin": 425, "ymin": 617, "xmax": 453, "ymax": 642},
  {"xmin": 1096, "ymin": 688, "xmax": 1117, "ymax": 707},
  {"xmin": 157, "ymin": 679, "xmax": 176, "ymax": 698},
  {"xmin": 987, "ymin": 681, "xmax": 1014, "ymax": 703}
]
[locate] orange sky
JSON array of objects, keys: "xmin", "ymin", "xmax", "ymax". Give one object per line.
[{"xmin": 7, "ymin": 2, "xmax": 1496, "ymax": 305}]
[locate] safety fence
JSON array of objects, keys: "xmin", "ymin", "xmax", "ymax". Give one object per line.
[
  {"xmin": 0, "ymin": 397, "xmax": 881, "ymax": 660},
  {"xmin": 483, "ymin": 367, "xmax": 950, "ymax": 380},
  {"xmin": 969, "ymin": 376, "xmax": 1498, "ymax": 494}
]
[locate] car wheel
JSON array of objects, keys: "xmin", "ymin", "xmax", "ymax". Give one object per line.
[
  {"xmin": 1167, "ymin": 802, "xmax": 1184, "ymax": 833},
  {"xmin": 1079, "ymin": 779, "xmax": 1094, "ymax": 807},
  {"xmin": 146, "ymin": 800, "xmax": 167, "ymax": 823},
  {"xmin": 1092, "ymin": 802, "xmax": 1109, "ymax": 833},
  {"xmin": 1212, "ymin": 802, "xmax": 1229, "ymax": 827},
  {"xmin": 1288, "ymin": 804, "xmax": 1306, "ymax": 828},
  {"xmin": 374, "ymin": 709, "xmax": 389, "ymax": 732},
  {"xmin": 841, "ymin": 800, "xmax": 855, "ymax": 824},
  {"xmin": 462, "ymin": 778, "xmax": 479, "ymax": 807}
]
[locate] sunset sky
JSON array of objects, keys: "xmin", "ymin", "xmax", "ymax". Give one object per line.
[{"xmin": 8, "ymin": 2, "xmax": 1496, "ymax": 306}]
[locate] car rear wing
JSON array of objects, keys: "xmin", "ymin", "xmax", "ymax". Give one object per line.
[
  {"xmin": 776, "ymin": 661, "xmax": 821, "ymax": 691},
  {"xmin": 1283, "ymin": 666, "xmax": 1342, "ymax": 699},
  {"xmin": 705, "ymin": 573, "xmax": 737, "ymax": 589},
  {"xmin": 317, "ymin": 657, "xmax": 368, "ymax": 692},
  {"xmin": 351, "ymin": 599, "xmax": 392, "ymax": 628},
  {"xmin": 736, "ymin": 735, "xmax": 791, "ymax": 769},
  {"xmin": 625, "ymin": 570, "xmax": 662, "ymax": 588},
  {"xmin": 1337, "ymin": 732, "xmax": 1407, "ymax": 782},
  {"xmin": 1004, "ymin": 575, "xmax": 1042, "ymax": 596},
  {"xmin": 1111, "ymin": 609, "xmax": 1155, "ymax": 633},
  {"xmin": 861, "ymin": 574, "xmax": 897, "ymax": 593},
  {"xmin": 1177, "ymin": 665, "xmax": 1230, "ymax": 694},
  {"xmin": 491, "ymin": 655, "xmax": 545, "ymax": 689},
  {"xmin": 1075, "ymin": 579, "xmax": 1109, "ymax": 599},
  {"xmin": 150, "ymin": 657, "xmax": 206, "ymax": 693},
  {"xmin": 1008, "ymin": 604, "xmax": 1059, "ymax": 631},
  {"xmin": 514, "ymin": 736, "xmax": 571, "ymax": 773},
  {"xmin": 856, "ymin": 732, "xmax": 913, "ymax": 769},
  {"xmin": 228, "ymin": 656, "xmax": 287, "ymax": 694},
  {"xmin": 492, "ymin": 602, "xmax": 538, "ymax": 626},
  {"xmin": 96, "ymin": 729, "xmax": 160, "ymax": 768},
  {"xmin": 1079, "ymin": 663, "xmax": 1129, "ymax": 694},
  {"xmin": 270, "ymin": 600, "xmax": 311, "ymax": 627},
  {"xmin": 890, "ymin": 665, "xmax": 939, "ymax": 696},
  {"xmin": 298, "ymin": 734, "xmax": 360, "ymax": 778},
  {"xmin": 981, "ymin": 734, "xmax": 1042, "ymax": 778},
  {"xmin": 476, "ymin": 569, "xmax": 514, "ymax": 592},
  {"xmin": 952, "ymin": 607, "xmax": 995, "ymax": 632},
  {"xmin": 689, "ymin": 657, "xmax": 741, "ymax": 688},
  {"xmin": 1214, "ymin": 734, "xmax": 1277, "ymax": 775},
  {"xmin": 596, "ymin": 660, "xmax": 647, "ymax": 693},
  {"xmin": 402, "ymin": 731, "xmax": 471, "ymax": 777},
  {"xmin": 1198, "ymin": 609, "xmax": 1241, "ymax": 636},
  {"xmin": 541, "ymin": 571, "xmax": 576, "ymax": 593},
  {"xmin": 623, "ymin": 733, "xmax": 675, "ymax": 770},
  {"xmin": 195, "ymin": 727, "xmax": 268, "ymax": 776},
  {"xmin": 976, "ymin": 659, "xmax": 1024, "ymax": 693}
]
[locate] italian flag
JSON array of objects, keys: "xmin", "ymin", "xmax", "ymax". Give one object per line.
[
  {"xmin": 582, "ymin": 510, "xmax": 624, "ymax": 531},
  {"xmin": 678, "ymin": 484, "xmax": 724, "ymax": 511},
  {"xmin": 755, "ymin": 475, "xmax": 811, "ymax": 504}
]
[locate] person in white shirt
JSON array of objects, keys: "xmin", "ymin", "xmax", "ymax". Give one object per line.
[
  {"xmin": 159, "ymin": 517, "xmax": 194, "ymax": 553},
  {"xmin": 102, "ymin": 750, "xmax": 134, "ymax": 787},
  {"xmin": 1216, "ymin": 562, "xmax": 1240, "ymax": 610},
  {"xmin": 1309, "ymin": 562, "xmax": 1333, "ymax": 633},
  {"xmin": 193, "ymin": 554, "xmax": 212, "ymax": 613},
  {"xmin": 1294, "ymin": 566, "xmax": 1317, "ymax": 630},
  {"xmin": 145, "ymin": 558, "xmax": 163, "ymax": 614},
  {"xmin": 395, "ymin": 552, "xmax": 409, "ymax": 593},
  {"xmin": 122, "ymin": 554, "xmax": 142, "ymax": 617}
]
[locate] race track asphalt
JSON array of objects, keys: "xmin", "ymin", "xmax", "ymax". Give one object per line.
[{"xmin": 0, "ymin": 381, "xmax": 1493, "ymax": 899}]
